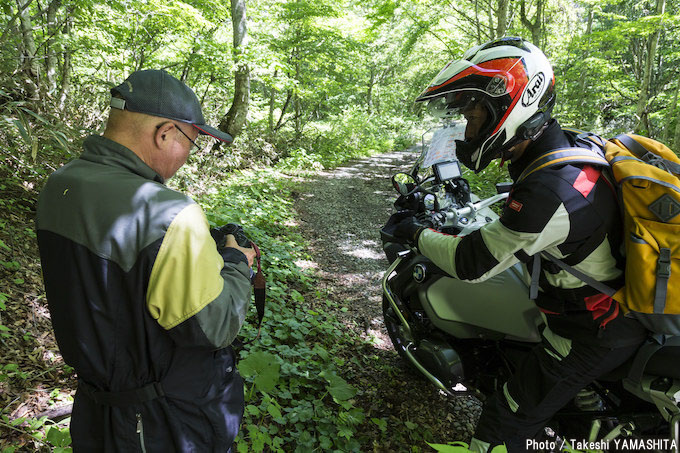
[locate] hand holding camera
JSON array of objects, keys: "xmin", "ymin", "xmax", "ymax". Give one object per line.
[
  {"xmin": 211, "ymin": 223, "xmax": 266, "ymax": 337},
  {"xmin": 211, "ymin": 223, "xmax": 257, "ymax": 268}
]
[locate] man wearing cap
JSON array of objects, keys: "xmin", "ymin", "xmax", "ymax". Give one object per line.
[{"xmin": 36, "ymin": 69, "xmax": 255, "ymax": 452}]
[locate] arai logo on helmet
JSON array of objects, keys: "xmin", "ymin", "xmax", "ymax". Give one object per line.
[{"xmin": 521, "ymin": 72, "xmax": 546, "ymax": 107}]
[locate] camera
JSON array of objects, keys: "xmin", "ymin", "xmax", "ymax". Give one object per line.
[{"xmin": 211, "ymin": 223, "xmax": 252, "ymax": 249}]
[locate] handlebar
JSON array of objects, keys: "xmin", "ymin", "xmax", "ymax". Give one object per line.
[{"xmin": 445, "ymin": 192, "xmax": 509, "ymax": 225}]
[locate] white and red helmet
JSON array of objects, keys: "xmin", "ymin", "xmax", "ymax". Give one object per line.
[{"xmin": 416, "ymin": 37, "xmax": 556, "ymax": 172}]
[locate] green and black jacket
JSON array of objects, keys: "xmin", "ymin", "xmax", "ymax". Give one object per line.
[{"xmin": 36, "ymin": 135, "xmax": 251, "ymax": 452}]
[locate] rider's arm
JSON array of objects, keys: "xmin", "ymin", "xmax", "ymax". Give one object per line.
[
  {"xmin": 146, "ymin": 203, "xmax": 252, "ymax": 349},
  {"xmin": 418, "ymin": 181, "xmax": 568, "ymax": 282}
]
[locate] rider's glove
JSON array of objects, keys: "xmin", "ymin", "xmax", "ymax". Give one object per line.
[{"xmin": 393, "ymin": 215, "xmax": 427, "ymax": 245}]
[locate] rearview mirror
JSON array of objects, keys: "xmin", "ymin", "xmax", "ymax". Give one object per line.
[{"xmin": 392, "ymin": 173, "xmax": 417, "ymax": 196}]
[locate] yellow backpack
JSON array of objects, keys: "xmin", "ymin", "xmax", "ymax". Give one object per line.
[
  {"xmin": 606, "ymin": 134, "xmax": 680, "ymax": 335},
  {"xmin": 519, "ymin": 132, "xmax": 680, "ymax": 336}
]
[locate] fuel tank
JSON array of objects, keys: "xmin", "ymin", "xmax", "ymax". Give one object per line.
[{"xmin": 418, "ymin": 264, "xmax": 543, "ymax": 342}]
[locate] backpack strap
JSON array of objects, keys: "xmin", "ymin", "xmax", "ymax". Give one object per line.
[
  {"xmin": 655, "ymin": 247, "xmax": 672, "ymax": 314},
  {"xmin": 516, "ymin": 148, "xmax": 609, "ymax": 184},
  {"xmin": 563, "ymin": 127, "xmax": 607, "ymax": 148},
  {"xmin": 520, "ymin": 146, "xmax": 612, "ymax": 299},
  {"xmin": 625, "ymin": 335, "xmax": 680, "ymax": 389},
  {"xmin": 78, "ymin": 379, "xmax": 165, "ymax": 406},
  {"xmin": 615, "ymin": 134, "xmax": 680, "ymax": 176},
  {"xmin": 528, "ymin": 252, "xmax": 618, "ymax": 300}
]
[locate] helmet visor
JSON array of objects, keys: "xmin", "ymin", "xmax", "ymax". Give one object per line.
[
  {"xmin": 426, "ymin": 92, "xmax": 491, "ymax": 142},
  {"xmin": 425, "ymin": 91, "xmax": 500, "ymax": 172}
]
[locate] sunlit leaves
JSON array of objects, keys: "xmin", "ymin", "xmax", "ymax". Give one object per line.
[{"xmin": 239, "ymin": 351, "xmax": 281, "ymax": 392}]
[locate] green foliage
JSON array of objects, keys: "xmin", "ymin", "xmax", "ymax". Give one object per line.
[
  {"xmin": 0, "ymin": 412, "xmax": 72, "ymax": 452},
  {"xmin": 553, "ymin": 0, "xmax": 680, "ymax": 141},
  {"xmin": 0, "ymin": 363, "xmax": 28, "ymax": 381},
  {"xmin": 239, "ymin": 351, "xmax": 281, "ymax": 393},
  {"xmin": 427, "ymin": 442, "xmax": 508, "ymax": 452},
  {"xmin": 192, "ymin": 167, "xmax": 371, "ymax": 451},
  {"xmin": 276, "ymin": 147, "xmax": 325, "ymax": 172},
  {"xmin": 301, "ymin": 108, "xmax": 417, "ymax": 167},
  {"xmin": 44, "ymin": 426, "xmax": 71, "ymax": 450}
]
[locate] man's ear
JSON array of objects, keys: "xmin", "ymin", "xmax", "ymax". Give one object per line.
[{"xmin": 154, "ymin": 122, "xmax": 176, "ymax": 150}]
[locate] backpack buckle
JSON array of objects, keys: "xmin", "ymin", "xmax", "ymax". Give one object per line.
[
  {"xmin": 643, "ymin": 154, "xmax": 673, "ymax": 173},
  {"xmin": 658, "ymin": 248, "xmax": 672, "ymax": 279}
]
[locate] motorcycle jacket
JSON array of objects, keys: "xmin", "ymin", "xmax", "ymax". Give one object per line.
[
  {"xmin": 36, "ymin": 135, "xmax": 251, "ymax": 451},
  {"xmin": 418, "ymin": 120, "xmax": 647, "ymax": 346}
]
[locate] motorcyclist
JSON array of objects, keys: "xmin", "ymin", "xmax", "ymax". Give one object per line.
[{"xmin": 390, "ymin": 37, "xmax": 648, "ymax": 451}]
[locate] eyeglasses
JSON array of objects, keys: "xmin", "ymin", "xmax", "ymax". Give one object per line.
[
  {"xmin": 156, "ymin": 122, "xmax": 203, "ymax": 152},
  {"xmin": 175, "ymin": 124, "xmax": 202, "ymax": 152}
]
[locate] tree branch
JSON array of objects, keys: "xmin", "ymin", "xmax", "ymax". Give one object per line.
[
  {"xmin": 274, "ymin": 91, "xmax": 293, "ymax": 131},
  {"xmin": 608, "ymin": 79, "xmax": 637, "ymax": 103},
  {"xmin": 0, "ymin": 0, "xmax": 34, "ymax": 45}
]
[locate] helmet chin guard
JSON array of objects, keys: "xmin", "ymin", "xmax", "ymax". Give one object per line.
[
  {"xmin": 456, "ymin": 131, "xmax": 508, "ymax": 172},
  {"xmin": 416, "ymin": 37, "xmax": 556, "ymax": 172}
]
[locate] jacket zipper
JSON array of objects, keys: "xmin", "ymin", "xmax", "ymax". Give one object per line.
[{"xmin": 136, "ymin": 413, "xmax": 147, "ymax": 453}]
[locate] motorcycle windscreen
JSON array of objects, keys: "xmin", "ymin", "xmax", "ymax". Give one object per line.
[{"xmin": 419, "ymin": 264, "xmax": 542, "ymax": 342}]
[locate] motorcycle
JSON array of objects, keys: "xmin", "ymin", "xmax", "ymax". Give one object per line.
[{"xmin": 380, "ymin": 127, "xmax": 680, "ymax": 450}]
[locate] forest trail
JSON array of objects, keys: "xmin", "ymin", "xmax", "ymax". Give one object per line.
[{"xmin": 293, "ymin": 148, "xmax": 482, "ymax": 450}]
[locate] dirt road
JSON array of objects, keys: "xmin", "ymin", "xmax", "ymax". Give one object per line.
[{"xmin": 294, "ymin": 149, "xmax": 481, "ymax": 451}]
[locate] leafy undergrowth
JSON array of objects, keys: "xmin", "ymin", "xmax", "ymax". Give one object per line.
[
  {"xmin": 0, "ymin": 168, "xmax": 75, "ymax": 452},
  {"xmin": 202, "ymin": 168, "xmax": 368, "ymax": 451}
]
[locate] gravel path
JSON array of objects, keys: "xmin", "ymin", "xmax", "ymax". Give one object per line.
[{"xmin": 293, "ymin": 148, "xmax": 482, "ymax": 451}]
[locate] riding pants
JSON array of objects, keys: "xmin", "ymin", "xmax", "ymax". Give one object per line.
[{"xmin": 471, "ymin": 329, "xmax": 644, "ymax": 452}]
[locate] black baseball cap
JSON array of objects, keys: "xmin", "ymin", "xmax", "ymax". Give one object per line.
[{"xmin": 110, "ymin": 69, "xmax": 233, "ymax": 144}]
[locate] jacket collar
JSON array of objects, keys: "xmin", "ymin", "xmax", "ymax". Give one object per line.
[
  {"xmin": 81, "ymin": 135, "xmax": 165, "ymax": 184},
  {"xmin": 507, "ymin": 119, "xmax": 571, "ymax": 181}
]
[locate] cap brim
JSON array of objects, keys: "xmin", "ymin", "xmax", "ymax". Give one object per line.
[{"xmin": 193, "ymin": 124, "xmax": 233, "ymax": 145}]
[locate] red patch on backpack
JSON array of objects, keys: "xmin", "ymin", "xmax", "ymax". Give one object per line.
[{"xmin": 508, "ymin": 199, "xmax": 523, "ymax": 212}]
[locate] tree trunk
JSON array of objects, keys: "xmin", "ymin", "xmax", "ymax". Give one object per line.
[
  {"xmin": 487, "ymin": 0, "xmax": 495, "ymax": 39},
  {"xmin": 496, "ymin": 0, "xmax": 510, "ymax": 37},
  {"xmin": 45, "ymin": 0, "xmax": 61, "ymax": 95},
  {"xmin": 268, "ymin": 69, "xmax": 278, "ymax": 133},
  {"xmin": 474, "ymin": 0, "xmax": 482, "ymax": 43},
  {"xmin": 57, "ymin": 49, "xmax": 71, "ymax": 109},
  {"xmin": 199, "ymin": 73, "xmax": 214, "ymax": 105},
  {"xmin": 180, "ymin": 48, "xmax": 196, "ymax": 83},
  {"xmin": 219, "ymin": 0, "xmax": 250, "ymax": 140},
  {"xmin": 294, "ymin": 60, "xmax": 301, "ymax": 135},
  {"xmin": 274, "ymin": 90, "xmax": 292, "ymax": 131},
  {"xmin": 520, "ymin": 0, "xmax": 544, "ymax": 45},
  {"xmin": 57, "ymin": 13, "xmax": 72, "ymax": 110},
  {"xmin": 635, "ymin": 0, "xmax": 666, "ymax": 135},
  {"xmin": 577, "ymin": 6, "xmax": 594, "ymax": 98},
  {"xmin": 17, "ymin": 0, "xmax": 39, "ymax": 98},
  {"xmin": 663, "ymin": 77, "xmax": 679, "ymax": 144}
]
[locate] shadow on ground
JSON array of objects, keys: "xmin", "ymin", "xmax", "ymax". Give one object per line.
[{"xmin": 293, "ymin": 148, "xmax": 482, "ymax": 451}]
